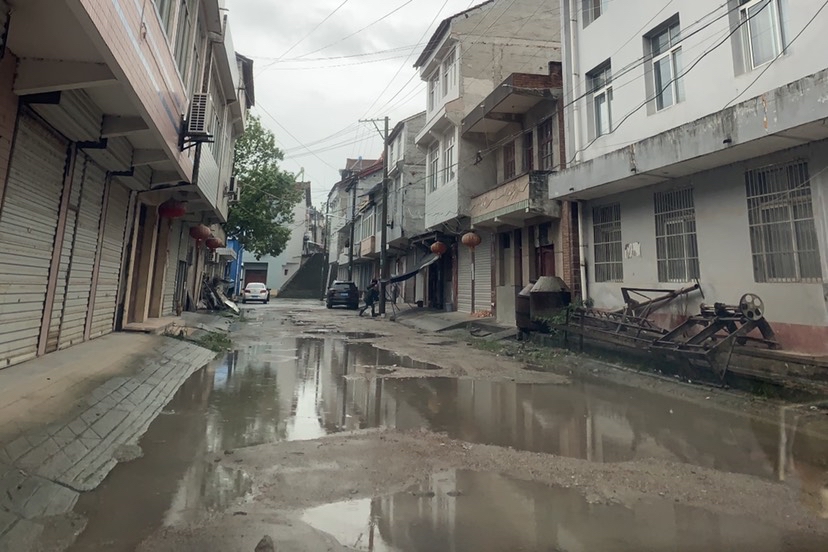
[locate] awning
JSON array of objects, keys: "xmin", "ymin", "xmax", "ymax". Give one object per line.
[
  {"xmin": 215, "ymin": 247, "xmax": 237, "ymax": 260},
  {"xmin": 385, "ymin": 254, "xmax": 440, "ymax": 284}
]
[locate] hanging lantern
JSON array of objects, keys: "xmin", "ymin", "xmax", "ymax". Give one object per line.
[
  {"xmin": 189, "ymin": 224, "xmax": 211, "ymax": 241},
  {"xmin": 430, "ymin": 241, "xmax": 448, "ymax": 256},
  {"xmin": 158, "ymin": 199, "xmax": 187, "ymax": 219},
  {"xmin": 461, "ymin": 232, "xmax": 482, "ymax": 249},
  {"xmin": 206, "ymin": 236, "xmax": 224, "ymax": 250}
]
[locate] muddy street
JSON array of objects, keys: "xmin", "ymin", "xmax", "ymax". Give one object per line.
[{"xmin": 65, "ymin": 300, "xmax": 828, "ymax": 552}]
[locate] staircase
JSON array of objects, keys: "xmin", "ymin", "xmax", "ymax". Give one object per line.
[{"xmin": 278, "ymin": 253, "xmax": 326, "ymax": 299}]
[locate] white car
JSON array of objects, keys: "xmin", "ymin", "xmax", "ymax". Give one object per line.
[{"xmin": 242, "ymin": 282, "xmax": 270, "ymax": 304}]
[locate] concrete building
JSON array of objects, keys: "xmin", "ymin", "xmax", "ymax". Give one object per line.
[
  {"xmin": 0, "ymin": 0, "xmax": 252, "ymax": 367},
  {"xmin": 550, "ymin": 0, "xmax": 828, "ymax": 353},
  {"xmin": 462, "ymin": 66, "xmax": 578, "ymax": 326},
  {"xmin": 325, "ymin": 159, "xmax": 383, "ymax": 291},
  {"xmin": 413, "ymin": 0, "xmax": 562, "ymax": 313}
]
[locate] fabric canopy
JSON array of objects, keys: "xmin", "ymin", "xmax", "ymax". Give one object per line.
[{"xmin": 385, "ymin": 253, "xmax": 440, "ymax": 284}]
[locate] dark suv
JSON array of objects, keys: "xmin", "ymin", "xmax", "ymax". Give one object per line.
[{"xmin": 326, "ymin": 281, "xmax": 359, "ymax": 309}]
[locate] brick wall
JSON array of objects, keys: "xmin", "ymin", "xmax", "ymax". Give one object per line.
[
  {"xmin": 0, "ymin": 51, "xmax": 18, "ymax": 210},
  {"xmin": 560, "ymin": 201, "xmax": 581, "ymax": 298}
]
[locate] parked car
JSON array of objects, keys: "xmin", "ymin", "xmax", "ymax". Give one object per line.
[
  {"xmin": 242, "ymin": 282, "xmax": 270, "ymax": 304},
  {"xmin": 326, "ymin": 281, "xmax": 359, "ymax": 309}
]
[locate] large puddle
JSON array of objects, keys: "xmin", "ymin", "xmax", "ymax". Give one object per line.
[
  {"xmin": 303, "ymin": 470, "xmax": 824, "ymax": 552},
  {"xmin": 68, "ymin": 336, "xmax": 828, "ymax": 550}
]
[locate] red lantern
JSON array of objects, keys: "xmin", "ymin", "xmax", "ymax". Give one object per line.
[
  {"xmin": 189, "ymin": 224, "xmax": 211, "ymax": 241},
  {"xmin": 430, "ymin": 241, "xmax": 448, "ymax": 256},
  {"xmin": 158, "ymin": 199, "xmax": 186, "ymax": 219},
  {"xmin": 461, "ymin": 232, "xmax": 482, "ymax": 249},
  {"xmin": 206, "ymin": 237, "xmax": 223, "ymax": 250}
]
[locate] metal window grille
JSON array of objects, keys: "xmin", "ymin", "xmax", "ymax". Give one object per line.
[
  {"xmin": 538, "ymin": 120, "xmax": 553, "ymax": 170},
  {"xmin": 503, "ymin": 141, "xmax": 516, "ymax": 180},
  {"xmin": 593, "ymin": 203, "xmax": 623, "ymax": 282},
  {"xmin": 654, "ymin": 188, "xmax": 700, "ymax": 282},
  {"xmin": 522, "ymin": 131, "xmax": 534, "ymax": 172},
  {"xmin": 746, "ymin": 160, "xmax": 822, "ymax": 283}
]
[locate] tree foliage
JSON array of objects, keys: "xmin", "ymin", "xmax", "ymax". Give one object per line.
[{"xmin": 225, "ymin": 116, "xmax": 301, "ymax": 259}]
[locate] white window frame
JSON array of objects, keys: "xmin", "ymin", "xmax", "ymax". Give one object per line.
[
  {"xmin": 650, "ymin": 22, "xmax": 683, "ymax": 111},
  {"xmin": 442, "ymin": 47, "xmax": 457, "ymax": 97},
  {"xmin": 740, "ymin": 0, "xmax": 783, "ymax": 70},
  {"xmin": 173, "ymin": 0, "xmax": 195, "ymax": 79},
  {"xmin": 589, "ymin": 64, "xmax": 613, "ymax": 138},
  {"xmin": 428, "ymin": 73, "xmax": 439, "ymax": 111},
  {"xmin": 443, "ymin": 132, "xmax": 455, "ymax": 184},
  {"xmin": 428, "ymin": 144, "xmax": 439, "ymax": 192},
  {"xmin": 583, "ymin": 0, "xmax": 609, "ymax": 27}
]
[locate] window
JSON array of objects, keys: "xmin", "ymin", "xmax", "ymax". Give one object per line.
[
  {"xmin": 443, "ymin": 132, "xmax": 455, "ymax": 184},
  {"xmin": 650, "ymin": 21, "xmax": 684, "ymax": 110},
  {"xmin": 589, "ymin": 63, "xmax": 613, "ymax": 137},
  {"xmin": 593, "ymin": 203, "xmax": 623, "ymax": 282},
  {"xmin": 522, "ymin": 132, "xmax": 534, "ymax": 172},
  {"xmin": 442, "ymin": 47, "xmax": 457, "ymax": 96},
  {"xmin": 746, "ymin": 161, "xmax": 822, "ymax": 282},
  {"xmin": 740, "ymin": 0, "xmax": 783, "ymax": 69},
  {"xmin": 428, "ymin": 75, "xmax": 439, "ymax": 111},
  {"xmin": 503, "ymin": 141, "xmax": 516, "ymax": 180},
  {"xmin": 154, "ymin": 0, "xmax": 175, "ymax": 34},
  {"xmin": 538, "ymin": 119, "xmax": 554, "ymax": 169},
  {"xmin": 428, "ymin": 145, "xmax": 439, "ymax": 192},
  {"xmin": 583, "ymin": 0, "xmax": 608, "ymax": 26},
  {"xmin": 173, "ymin": 0, "xmax": 195, "ymax": 77},
  {"xmin": 654, "ymin": 188, "xmax": 699, "ymax": 282}
]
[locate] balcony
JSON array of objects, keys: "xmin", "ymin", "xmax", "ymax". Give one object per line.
[
  {"xmin": 470, "ymin": 171, "xmax": 561, "ymax": 228},
  {"xmin": 359, "ymin": 236, "xmax": 377, "ymax": 258}
]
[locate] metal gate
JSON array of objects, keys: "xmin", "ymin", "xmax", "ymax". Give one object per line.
[
  {"xmin": 57, "ymin": 156, "xmax": 106, "ymax": 350},
  {"xmin": 0, "ymin": 111, "xmax": 69, "ymax": 367},
  {"xmin": 458, "ymin": 244, "xmax": 472, "ymax": 313},
  {"xmin": 457, "ymin": 232, "xmax": 492, "ymax": 314},
  {"xmin": 88, "ymin": 181, "xmax": 130, "ymax": 338}
]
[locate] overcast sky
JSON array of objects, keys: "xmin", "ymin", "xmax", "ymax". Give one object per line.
[{"xmin": 231, "ymin": 0, "xmax": 481, "ymax": 207}]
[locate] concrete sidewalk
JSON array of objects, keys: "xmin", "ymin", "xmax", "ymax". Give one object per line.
[
  {"xmin": 0, "ymin": 333, "xmax": 217, "ymax": 550},
  {"xmin": 390, "ymin": 306, "xmax": 507, "ymax": 334}
]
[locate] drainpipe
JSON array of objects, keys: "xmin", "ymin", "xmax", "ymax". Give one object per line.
[
  {"xmin": 569, "ymin": 0, "xmax": 584, "ymax": 166},
  {"xmin": 578, "ymin": 200, "xmax": 589, "ymax": 303}
]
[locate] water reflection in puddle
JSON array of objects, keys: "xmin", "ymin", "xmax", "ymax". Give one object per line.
[{"xmin": 303, "ymin": 470, "xmax": 824, "ymax": 552}]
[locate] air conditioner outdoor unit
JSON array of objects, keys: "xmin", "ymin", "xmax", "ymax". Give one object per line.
[{"xmin": 188, "ymin": 94, "xmax": 210, "ymax": 135}]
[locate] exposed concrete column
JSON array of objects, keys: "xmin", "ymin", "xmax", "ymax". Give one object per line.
[
  {"xmin": 131, "ymin": 206, "xmax": 159, "ymax": 323},
  {"xmin": 147, "ymin": 218, "xmax": 171, "ymax": 318}
]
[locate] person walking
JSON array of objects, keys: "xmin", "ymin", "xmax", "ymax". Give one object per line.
[{"xmin": 359, "ymin": 279, "xmax": 379, "ymax": 317}]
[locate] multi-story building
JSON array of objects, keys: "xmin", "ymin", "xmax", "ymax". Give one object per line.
[
  {"xmin": 550, "ymin": 0, "xmax": 828, "ymax": 353},
  {"xmin": 414, "ymin": 0, "xmax": 562, "ymax": 313},
  {"xmin": 462, "ymin": 66, "xmax": 577, "ymax": 326},
  {"xmin": 0, "ymin": 0, "xmax": 252, "ymax": 367}
]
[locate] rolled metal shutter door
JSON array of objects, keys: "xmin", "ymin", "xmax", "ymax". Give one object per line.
[
  {"xmin": 457, "ymin": 245, "xmax": 472, "ymax": 313},
  {"xmin": 58, "ymin": 156, "xmax": 106, "ymax": 349},
  {"xmin": 474, "ymin": 232, "xmax": 493, "ymax": 313},
  {"xmin": 163, "ymin": 220, "xmax": 184, "ymax": 316},
  {"xmin": 0, "ymin": 112, "xmax": 68, "ymax": 366},
  {"xmin": 89, "ymin": 181, "xmax": 130, "ymax": 338}
]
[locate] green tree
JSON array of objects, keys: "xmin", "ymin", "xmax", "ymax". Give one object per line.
[{"xmin": 225, "ymin": 115, "xmax": 301, "ymax": 259}]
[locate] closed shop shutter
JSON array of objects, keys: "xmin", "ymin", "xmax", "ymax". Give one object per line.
[
  {"xmin": 457, "ymin": 245, "xmax": 472, "ymax": 313},
  {"xmin": 58, "ymin": 156, "xmax": 106, "ymax": 349},
  {"xmin": 0, "ymin": 112, "xmax": 68, "ymax": 366},
  {"xmin": 45, "ymin": 155, "xmax": 84, "ymax": 352},
  {"xmin": 163, "ymin": 220, "xmax": 185, "ymax": 316},
  {"xmin": 89, "ymin": 181, "xmax": 130, "ymax": 338},
  {"xmin": 474, "ymin": 232, "xmax": 493, "ymax": 313}
]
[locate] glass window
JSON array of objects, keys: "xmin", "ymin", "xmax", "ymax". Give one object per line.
[
  {"xmin": 654, "ymin": 188, "xmax": 700, "ymax": 282},
  {"xmin": 443, "ymin": 132, "xmax": 456, "ymax": 184},
  {"xmin": 583, "ymin": 0, "xmax": 609, "ymax": 27},
  {"xmin": 745, "ymin": 160, "xmax": 822, "ymax": 282},
  {"xmin": 589, "ymin": 63, "xmax": 612, "ymax": 137},
  {"xmin": 428, "ymin": 75, "xmax": 439, "ymax": 111},
  {"xmin": 650, "ymin": 21, "xmax": 684, "ymax": 111},
  {"xmin": 428, "ymin": 144, "xmax": 439, "ymax": 192},
  {"xmin": 173, "ymin": 0, "xmax": 195, "ymax": 78},
  {"xmin": 740, "ymin": 0, "xmax": 783, "ymax": 69},
  {"xmin": 503, "ymin": 141, "xmax": 516, "ymax": 180},
  {"xmin": 442, "ymin": 48, "xmax": 457, "ymax": 96},
  {"xmin": 154, "ymin": 0, "xmax": 175, "ymax": 34},
  {"xmin": 538, "ymin": 120, "xmax": 554, "ymax": 170},
  {"xmin": 522, "ymin": 131, "xmax": 534, "ymax": 172}
]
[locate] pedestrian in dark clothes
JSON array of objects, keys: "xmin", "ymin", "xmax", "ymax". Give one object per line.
[{"xmin": 359, "ymin": 279, "xmax": 379, "ymax": 317}]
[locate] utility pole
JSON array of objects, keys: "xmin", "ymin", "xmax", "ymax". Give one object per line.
[
  {"xmin": 348, "ymin": 177, "xmax": 356, "ymax": 280},
  {"xmin": 359, "ymin": 117, "xmax": 391, "ymax": 315}
]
